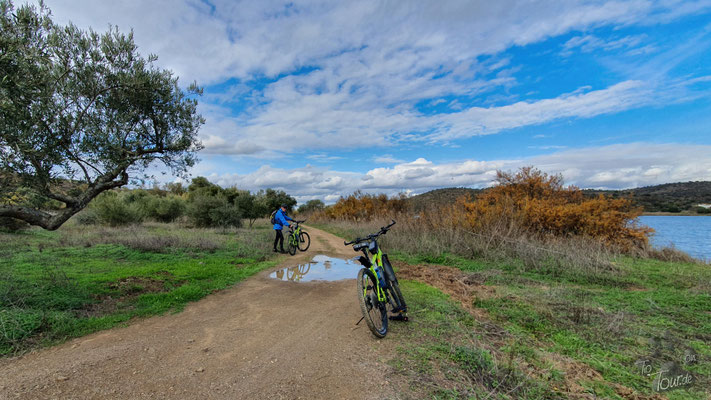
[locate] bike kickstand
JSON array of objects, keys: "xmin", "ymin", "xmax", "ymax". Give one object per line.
[{"xmin": 355, "ymin": 316, "xmax": 364, "ymax": 325}]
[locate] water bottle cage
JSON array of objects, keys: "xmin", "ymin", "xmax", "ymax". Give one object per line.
[{"xmin": 375, "ymin": 266, "xmax": 388, "ymax": 289}]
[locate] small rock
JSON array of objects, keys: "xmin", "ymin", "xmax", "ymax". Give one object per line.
[
  {"xmin": 55, "ymin": 376, "xmax": 69, "ymax": 382},
  {"xmin": 202, "ymin": 347, "xmax": 210, "ymax": 353},
  {"xmin": 187, "ymin": 339, "xmax": 195, "ymax": 343},
  {"xmin": 196, "ymin": 368, "xmax": 205, "ymax": 373}
]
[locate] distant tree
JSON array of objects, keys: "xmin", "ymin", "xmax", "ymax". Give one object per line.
[
  {"xmin": 258, "ymin": 189, "xmax": 297, "ymax": 213},
  {"xmin": 164, "ymin": 182, "xmax": 186, "ymax": 196},
  {"xmin": 0, "ymin": 1, "xmax": 204, "ymax": 230},
  {"xmin": 187, "ymin": 177, "xmax": 221, "ymax": 198},
  {"xmin": 230, "ymin": 190, "xmax": 265, "ymax": 228},
  {"xmin": 297, "ymin": 199, "xmax": 325, "ymax": 214}
]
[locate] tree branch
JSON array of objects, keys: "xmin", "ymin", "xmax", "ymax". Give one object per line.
[
  {"xmin": 44, "ymin": 190, "xmax": 78, "ymax": 206},
  {"xmin": 71, "ymin": 84, "xmax": 124, "ymax": 136},
  {"xmin": 0, "ymin": 206, "xmax": 54, "ymax": 229},
  {"xmin": 0, "ymin": 170, "xmax": 129, "ymax": 230}
]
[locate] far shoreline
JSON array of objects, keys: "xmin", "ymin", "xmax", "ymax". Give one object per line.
[{"xmin": 641, "ymin": 212, "xmax": 711, "ymax": 216}]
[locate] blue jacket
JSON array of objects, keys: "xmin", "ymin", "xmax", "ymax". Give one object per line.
[{"xmin": 273, "ymin": 209, "xmax": 293, "ymax": 230}]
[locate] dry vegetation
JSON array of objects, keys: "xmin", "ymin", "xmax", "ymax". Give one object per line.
[{"xmin": 311, "ymin": 167, "xmax": 692, "ymax": 281}]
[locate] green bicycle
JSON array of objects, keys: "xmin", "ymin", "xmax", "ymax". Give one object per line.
[
  {"xmin": 344, "ymin": 220, "xmax": 408, "ymax": 338},
  {"xmin": 286, "ymin": 220, "xmax": 311, "ymax": 256}
]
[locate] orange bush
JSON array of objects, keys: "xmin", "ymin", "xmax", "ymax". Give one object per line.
[
  {"xmin": 322, "ymin": 191, "xmax": 407, "ymax": 221},
  {"xmin": 459, "ymin": 167, "xmax": 652, "ymax": 248}
]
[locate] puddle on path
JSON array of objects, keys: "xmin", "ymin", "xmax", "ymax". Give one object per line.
[{"xmin": 270, "ymin": 255, "xmax": 359, "ymax": 282}]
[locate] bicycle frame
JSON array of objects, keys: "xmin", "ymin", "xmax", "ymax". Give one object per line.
[
  {"xmin": 288, "ymin": 224, "xmax": 301, "ymax": 243},
  {"xmin": 357, "ymin": 245, "xmax": 387, "ymax": 303}
]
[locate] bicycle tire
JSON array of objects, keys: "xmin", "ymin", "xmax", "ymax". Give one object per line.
[
  {"xmin": 357, "ymin": 268, "xmax": 388, "ymax": 338},
  {"xmin": 287, "ymin": 234, "xmax": 297, "ymax": 255},
  {"xmin": 298, "ymin": 231, "xmax": 311, "ymax": 251},
  {"xmin": 388, "ymin": 280, "xmax": 407, "ymax": 313}
]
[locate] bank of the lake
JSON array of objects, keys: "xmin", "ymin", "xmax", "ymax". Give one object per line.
[{"xmin": 639, "ymin": 215, "xmax": 711, "ymax": 261}]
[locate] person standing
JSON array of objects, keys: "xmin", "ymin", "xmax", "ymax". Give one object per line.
[{"xmin": 273, "ymin": 204, "xmax": 293, "ymax": 253}]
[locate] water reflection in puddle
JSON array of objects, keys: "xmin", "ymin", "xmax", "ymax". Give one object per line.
[{"xmin": 270, "ymin": 255, "xmax": 358, "ymax": 282}]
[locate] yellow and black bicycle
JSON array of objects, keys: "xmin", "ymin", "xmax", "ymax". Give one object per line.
[
  {"xmin": 286, "ymin": 220, "xmax": 310, "ymax": 256},
  {"xmin": 344, "ymin": 220, "xmax": 408, "ymax": 337}
]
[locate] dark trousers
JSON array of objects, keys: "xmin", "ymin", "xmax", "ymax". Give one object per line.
[{"xmin": 274, "ymin": 229, "xmax": 284, "ymax": 250}]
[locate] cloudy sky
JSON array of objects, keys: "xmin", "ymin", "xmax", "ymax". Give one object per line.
[{"xmin": 41, "ymin": 0, "xmax": 711, "ymax": 203}]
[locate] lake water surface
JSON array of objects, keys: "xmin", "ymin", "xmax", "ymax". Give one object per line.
[{"xmin": 638, "ymin": 216, "xmax": 711, "ymax": 261}]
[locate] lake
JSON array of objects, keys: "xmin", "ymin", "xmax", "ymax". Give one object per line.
[{"xmin": 638, "ymin": 216, "xmax": 711, "ymax": 261}]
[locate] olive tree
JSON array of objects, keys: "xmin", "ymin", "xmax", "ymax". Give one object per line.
[{"xmin": 0, "ymin": 1, "xmax": 204, "ymax": 230}]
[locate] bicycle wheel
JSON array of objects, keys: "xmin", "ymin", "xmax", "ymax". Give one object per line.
[
  {"xmin": 388, "ymin": 280, "xmax": 407, "ymax": 314},
  {"xmin": 298, "ymin": 231, "xmax": 311, "ymax": 251},
  {"xmin": 287, "ymin": 234, "xmax": 297, "ymax": 255},
  {"xmin": 357, "ymin": 268, "xmax": 388, "ymax": 338}
]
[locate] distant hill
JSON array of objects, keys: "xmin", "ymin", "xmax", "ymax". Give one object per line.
[
  {"xmin": 406, "ymin": 187, "xmax": 481, "ymax": 212},
  {"xmin": 408, "ymin": 182, "xmax": 711, "ymax": 214},
  {"xmin": 583, "ymin": 181, "xmax": 711, "ymax": 213}
]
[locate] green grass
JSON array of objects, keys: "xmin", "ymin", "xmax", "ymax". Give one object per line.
[
  {"xmin": 0, "ymin": 221, "xmax": 277, "ymax": 356},
  {"xmin": 315, "ymin": 220, "xmax": 711, "ymax": 398},
  {"xmin": 389, "ymin": 280, "xmax": 560, "ymax": 399},
  {"xmin": 411, "ymin": 254, "xmax": 711, "ymax": 399}
]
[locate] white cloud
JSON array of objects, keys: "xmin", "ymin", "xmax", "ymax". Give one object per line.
[
  {"xmin": 527, "ymin": 143, "xmax": 711, "ymax": 189},
  {"xmin": 42, "ymin": 0, "xmax": 711, "ymax": 85},
  {"xmin": 561, "ymin": 33, "xmax": 648, "ymax": 56},
  {"xmin": 40, "ymin": 0, "xmax": 711, "ymax": 159},
  {"xmin": 201, "ymin": 143, "xmax": 711, "ymax": 203},
  {"xmin": 373, "ymin": 155, "xmax": 405, "ymax": 164},
  {"xmin": 426, "ymin": 80, "xmax": 654, "ymax": 141}
]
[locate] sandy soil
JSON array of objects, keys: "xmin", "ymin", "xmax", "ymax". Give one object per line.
[{"xmin": 0, "ymin": 227, "xmax": 402, "ymax": 399}]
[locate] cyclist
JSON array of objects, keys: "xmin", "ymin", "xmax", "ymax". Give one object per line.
[{"xmin": 273, "ymin": 204, "xmax": 293, "ymax": 253}]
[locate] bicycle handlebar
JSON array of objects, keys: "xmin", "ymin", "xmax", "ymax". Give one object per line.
[
  {"xmin": 289, "ymin": 219, "xmax": 306, "ymax": 228},
  {"xmin": 343, "ymin": 220, "xmax": 396, "ymax": 246}
]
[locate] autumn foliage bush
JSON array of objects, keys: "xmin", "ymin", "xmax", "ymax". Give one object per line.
[
  {"xmin": 454, "ymin": 167, "xmax": 651, "ymax": 249},
  {"xmin": 321, "ymin": 191, "xmax": 408, "ymax": 221},
  {"xmin": 316, "ymin": 167, "xmax": 652, "ymax": 263}
]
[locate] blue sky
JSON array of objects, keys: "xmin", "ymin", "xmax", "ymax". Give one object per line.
[{"xmin": 42, "ymin": 0, "xmax": 711, "ymax": 203}]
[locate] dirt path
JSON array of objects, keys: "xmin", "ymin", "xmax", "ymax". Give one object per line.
[{"xmin": 0, "ymin": 227, "xmax": 401, "ymax": 399}]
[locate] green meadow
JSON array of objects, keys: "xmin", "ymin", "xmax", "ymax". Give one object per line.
[{"xmin": 0, "ymin": 221, "xmax": 277, "ymax": 356}]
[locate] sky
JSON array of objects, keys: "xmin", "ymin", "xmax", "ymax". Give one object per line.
[{"xmin": 39, "ymin": 0, "xmax": 711, "ymax": 204}]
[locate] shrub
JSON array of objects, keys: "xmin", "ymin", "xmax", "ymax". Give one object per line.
[
  {"xmin": 187, "ymin": 195, "xmax": 241, "ymax": 228},
  {"xmin": 187, "ymin": 195, "xmax": 224, "ymax": 227},
  {"xmin": 74, "ymin": 208, "xmax": 99, "ymax": 225},
  {"xmin": 324, "ymin": 191, "xmax": 408, "ymax": 221},
  {"xmin": 91, "ymin": 191, "xmax": 145, "ymax": 226},
  {"xmin": 457, "ymin": 167, "xmax": 651, "ymax": 249},
  {"xmin": 147, "ymin": 196, "xmax": 186, "ymax": 223},
  {"xmin": 208, "ymin": 203, "xmax": 242, "ymax": 228}
]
